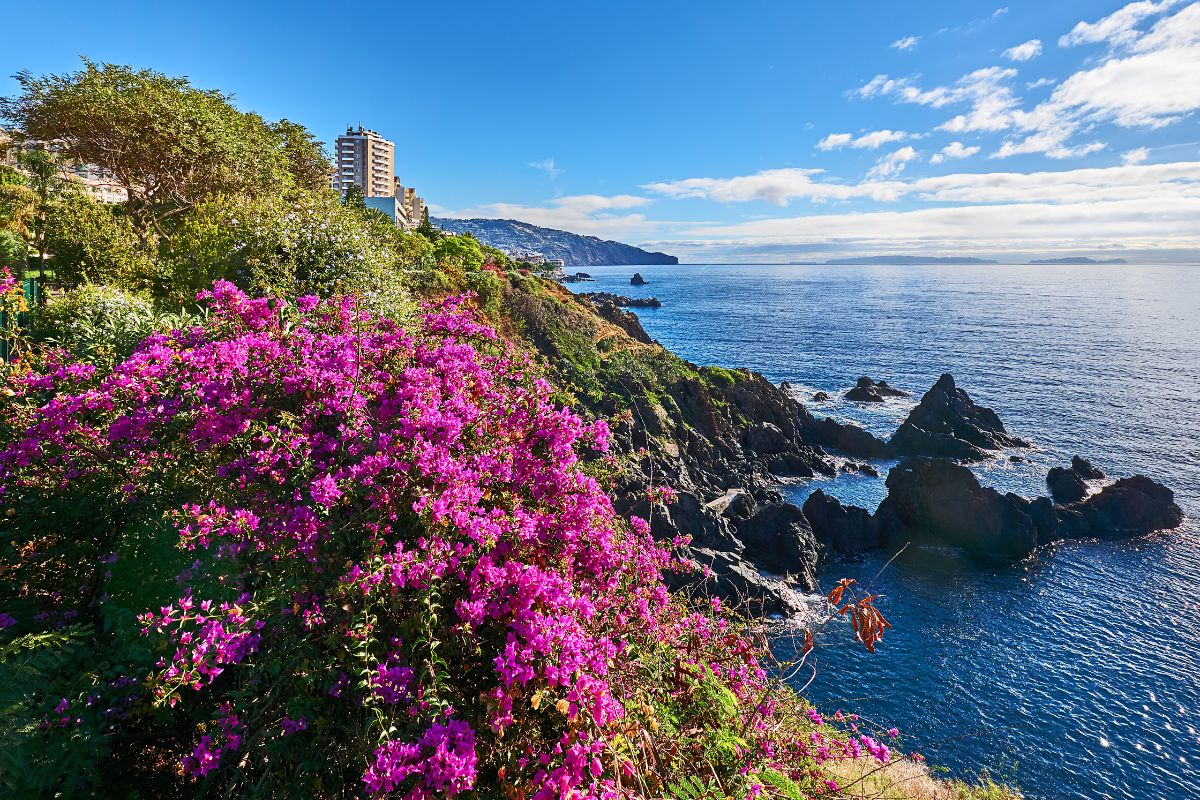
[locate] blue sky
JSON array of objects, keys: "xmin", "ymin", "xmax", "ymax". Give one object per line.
[{"xmin": 4, "ymin": 0, "xmax": 1199, "ymax": 262}]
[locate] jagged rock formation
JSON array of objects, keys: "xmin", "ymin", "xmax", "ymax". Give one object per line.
[
  {"xmin": 805, "ymin": 458, "xmax": 1184, "ymax": 561},
  {"xmin": 578, "ymin": 292, "xmax": 661, "ymax": 308},
  {"xmin": 630, "ymin": 272, "xmax": 648, "ymax": 286},
  {"xmin": 433, "ymin": 217, "xmax": 678, "ymax": 266},
  {"xmin": 889, "ymin": 374, "xmax": 1030, "ymax": 460},
  {"xmin": 845, "ymin": 376, "xmax": 908, "ymax": 403}
]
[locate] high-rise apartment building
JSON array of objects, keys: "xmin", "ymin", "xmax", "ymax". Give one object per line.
[{"xmin": 331, "ymin": 126, "xmax": 395, "ymax": 197}]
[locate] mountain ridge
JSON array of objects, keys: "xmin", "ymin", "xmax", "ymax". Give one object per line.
[{"xmin": 433, "ymin": 217, "xmax": 678, "ymax": 266}]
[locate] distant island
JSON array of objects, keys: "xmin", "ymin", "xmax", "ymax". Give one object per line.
[
  {"xmin": 433, "ymin": 217, "xmax": 678, "ymax": 266},
  {"xmin": 1027, "ymin": 257, "xmax": 1129, "ymax": 265},
  {"xmin": 820, "ymin": 256, "xmax": 1000, "ymax": 265}
]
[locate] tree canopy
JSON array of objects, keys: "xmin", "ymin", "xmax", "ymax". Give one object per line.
[{"xmin": 0, "ymin": 60, "xmax": 330, "ymax": 238}]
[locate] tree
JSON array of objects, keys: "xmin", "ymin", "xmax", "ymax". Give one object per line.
[
  {"xmin": 342, "ymin": 183, "xmax": 365, "ymax": 210},
  {"xmin": 270, "ymin": 119, "xmax": 332, "ymax": 192},
  {"xmin": 0, "ymin": 60, "xmax": 295, "ymax": 239},
  {"xmin": 7, "ymin": 147, "xmax": 71, "ymax": 269},
  {"xmin": 0, "ymin": 230, "xmax": 26, "ymax": 269},
  {"xmin": 416, "ymin": 206, "xmax": 439, "ymax": 241}
]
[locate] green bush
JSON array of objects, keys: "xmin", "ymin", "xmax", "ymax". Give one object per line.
[
  {"xmin": 43, "ymin": 193, "xmax": 155, "ymax": 289},
  {"xmin": 31, "ymin": 284, "xmax": 160, "ymax": 368}
]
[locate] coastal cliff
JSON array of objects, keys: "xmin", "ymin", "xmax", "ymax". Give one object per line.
[{"xmin": 432, "ymin": 217, "xmax": 679, "ymax": 265}]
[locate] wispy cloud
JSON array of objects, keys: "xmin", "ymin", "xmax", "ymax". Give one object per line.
[
  {"xmin": 930, "ymin": 141, "xmax": 981, "ymax": 164},
  {"xmin": 1059, "ymin": 0, "xmax": 1182, "ymax": 47},
  {"xmin": 1003, "ymin": 39, "xmax": 1044, "ymax": 61},
  {"xmin": 527, "ymin": 157, "xmax": 563, "ymax": 179},
  {"xmin": 891, "ymin": 35, "xmax": 920, "ymax": 51},
  {"xmin": 1123, "ymin": 146, "xmax": 1151, "ymax": 164},
  {"xmin": 817, "ymin": 129, "xmax": 909, "ymax": 150},
  {"xmin": 867, "ymin": 146, "xmax": 919, "ymax": 179}
]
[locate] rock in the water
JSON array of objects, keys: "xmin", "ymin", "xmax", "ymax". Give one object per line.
[
  {"xmin": 1046, "ymin": 466, "xmax": 1088, "ymax": 504},
  {"xmin": 845, "ymin": 376, "xmax": 906, "ymax": 402},
  {"xmin": 1053, "ymin": 475, "xmax": 1183, "ymax": 540},
  {"xmin": 812, "ymin": 391, "xmax": 831, "ymax": 402},
  {"xmin": 732, "ymin": 502, "xmax": 821, "ymax": 587},
  {"xmin": 579, "ymin": 291, "xmax": 661, "ymax": 308},
  {"xmin": 874, "ymin": 458, "xmax": 1040, "ymax": 559},
  {"xmin": 889, "ymin": 373, "xmax": 1030, "ymax": 461},
  {"xmin": 1071, "ymin": 456, "xmax": 1105, "ymax": 480},
  {"xmin": 630, "ymin": 272, "xmax": 648, "ymax": 286},
  {"xmin": 799, "ymin": 414, "xmax": 892, "ymax": 460},
  {"xmin": 802, "ymin": 490, "xmax": 883, "ymax": 555},
  {"xmin": 859, "ymin": 463, "xmax": 880, "ymax": 477},
  {"xmin": 667, "ymin": 547, "xmax": 811, "ymax": 616}
]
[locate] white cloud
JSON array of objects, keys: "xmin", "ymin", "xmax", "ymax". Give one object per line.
[
  {"xmin": 891, "ymin": 35, "xmax": 920, "ymax": 51},
  {"xmin": 1059, "ymin": 0, "xmax": 1182, "ymax": 47},
  {"xmin": 816, "ymin": 133, "xmax": 853, "ymax": 150},
  {"xmin": 866, "ymin": 146, "xmax": 919, "ymax": 179},
  {"xmin": 668, "ymin": 196, "xmax": 1200, "ymax": 256},
  {"xmin": 527, "ymin": 158, "xmax": 562, "ymax": 179},
  {"xmin": 1004, "ymin": 39, "xmax": 1044, "ymax": 61},
  {"xmin": 1123, "ymin": 146, "xmax": 1151, "ymax": 164},
  {"xmin": 642, "ymin": 168, "xmax": 908, "ymax": 205},
  {"xmin": 930, "ymin": 141, "xmax": 982, "ymax": 163},
  {"xmin": 818, "ymin": 129, "xmax": 908, "ymax": 150},
  {"xmin": 856, "ymin": 67, "xmax": 1021, "ymax": 132},
  {"xmin": 645, "ymin": 160, "xmax": 1200, "ymax": 207},
  {"xmin": 1026, "ymin": 77, "xmax": 1056, "ymax": 88}
]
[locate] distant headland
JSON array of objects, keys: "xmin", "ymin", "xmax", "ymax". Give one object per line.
[{"xmin": 1027, "ymin": 257, "xmax": 1129, "ymax": 265}]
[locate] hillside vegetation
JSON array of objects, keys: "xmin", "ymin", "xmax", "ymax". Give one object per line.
[{"xmin": 0, "ymin": 60, "xmax": 1018, "ymax": 800}]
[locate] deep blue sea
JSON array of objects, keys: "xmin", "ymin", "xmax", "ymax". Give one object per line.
[{"xmin": 566, "ymin": 263, "xmax": 1200, "ymax": 800}]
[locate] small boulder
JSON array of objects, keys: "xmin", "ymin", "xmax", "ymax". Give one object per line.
[
  {"xmin": 802, "ymin": 490, "xmax": 883, "ymax": 555},
  {"xmin": 845, "ymin": 376, "xmax": 906, "ymax": 402},
  {"xmin": 630, "ymin": 272, "xmax": 648, "ymax": 286},
  {"xmin": 1046, "ymin": 466, "xmax": 1088, "ymax": 504},
  {"xmin": 812, "ymin": 391, "xmax": 831, "ymax": 402},
  {"xmin": 667, "ymin": 547, "xmax": 811, "ymax": 616},
  {"xmin": 705, "ymin": 488, "xmax": 757, "ymax": 520},
  {"xmin": 746, "ymin": 421, "xmax": 789, "ymax": 454},
  {"xmin": 1071, "ymin": 456, "xmax": 1105, "ymax": 480},
  {"xmin": 733, "ymin": 502, "xmax": 821, "ymax": 587}
]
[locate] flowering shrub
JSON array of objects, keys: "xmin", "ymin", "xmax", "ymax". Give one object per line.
[{"xmin": 0, "ymin": 283, "xmax": 903, "ymax": 798}]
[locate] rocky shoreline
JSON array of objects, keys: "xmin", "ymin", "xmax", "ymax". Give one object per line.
[
  {"xmin": 623, "ymin": 368, "xmax": 1181, "ymax": 616},
  {"xmin": 513, "ymin": 286, "xmax": 1185, "ymax": 617}
]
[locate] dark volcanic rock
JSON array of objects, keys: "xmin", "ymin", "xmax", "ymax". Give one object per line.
[
  {"xmin": 667, "ymin": 547, "xmax": 810, "ymax": 616},
  {"xmin": 1046, "ymin": 466, "xmax": 1088, "ymax": 504},
  {"xmin": 747, "ymin": 422, "xmax": 790, "ymax": 454},
  {"xmin": 586, "ymin": 299, "xmax": 655, "ymax": 344},
  {"xmin": 812, "ymin": 391, "xmax": 831, "ymax": 402},
  {"xmin": 845, "ymin": 376, "xmax": 907, "ymax": 403},
  {"xmin": 705, "ymin": 488, "xmax": 757, "ymax": 520},
  {"xmin": 1072, "ymin": 456, "xmax": 1105, "ymax": 480},
  {"xmin": 1052, "ymin": 475, "xmax": 1183, "ymax": 540},
  {"xmin": 630, "ymin": 272, "xmax": 648, "ymax": 286},
  {"xmin": 733, "ymin": 502, "xmax": 821, "ymax": 587},
  {"xmin": 889, "ymin": 373, "xmax": 1030, "ymax": 460},
  {"xmin": 579, "ymin": 292, "xmax": 662, "ymax": 308},
  {"xmin": 803, "ymin": 490, "xmax": 883, "ymax": 554},
  {"xmin": 874, "ymin": 458, "xmax": 1040, "ymax": 559},
  {"xmin": 799, "ymin": 414, "xmax": 892, "ymax": 460}
]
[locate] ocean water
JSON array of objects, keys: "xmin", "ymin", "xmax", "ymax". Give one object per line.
[{"xmin": 565, "ymin": 263, "xmax": 1200, "ymax": 800}]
